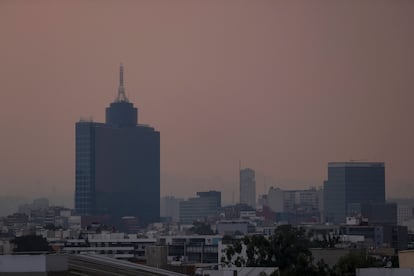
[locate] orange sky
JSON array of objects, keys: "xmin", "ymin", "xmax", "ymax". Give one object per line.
[{"xmin": 0, "ymin": 0, "xmax": 413, "ymax": 206}]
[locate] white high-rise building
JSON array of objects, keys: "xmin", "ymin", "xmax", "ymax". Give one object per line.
[{"xmin": 240, "ymin": 168, "xmax": 256, "ymax": 209}]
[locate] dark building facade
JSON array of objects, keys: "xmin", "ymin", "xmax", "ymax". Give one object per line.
[
  {"xmin": 361, "ymin": 202, "xmax": 397, "ymax": 226},
  {"xmin": 75, "ymin": 65, "xmax": 160, "ymax": 226},
  {"xmin": 179, "ymin": 191, "xmax": 221, "ymax": 224},
  {"xmin": 324, "ymin": 162, "xmax": 385, "ymax": 224}
]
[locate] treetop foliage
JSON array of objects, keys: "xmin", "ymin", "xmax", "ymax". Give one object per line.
[{"xmin": 222, "ymin": 225, "xmax": 386, "ymax": 276}]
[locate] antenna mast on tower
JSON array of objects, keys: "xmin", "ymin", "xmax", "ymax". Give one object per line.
[{"xmin": 116, "ymin": 63, "xmax": 129, "ymax": 102}]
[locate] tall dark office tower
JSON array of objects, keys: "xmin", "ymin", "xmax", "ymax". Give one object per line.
[
  {"xmin": 323, "ymin": 162, "xmax": 385, "ymax": 224},
  {"xmin": 75, "ymin": 65, "xmax": 160, "ymax": 226}
]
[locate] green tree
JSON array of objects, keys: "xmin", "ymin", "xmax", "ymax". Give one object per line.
[
  {"xmin": 222, "ymin": 239, "xmax": 246, "ymax": 267},
  {"xmin": 188, "ymin": 222, "xmax": 214, "ymax": 235},
  {"xmin": 223, "ymin": 225, "xmax": 334, "ymax": 275},
  {"xmin": 309, "ymin": 232, "xmax": 340, "ymax": 248},
  {"xmin": 243, "ymin": 234, "xmax": 273, "ymax": 267},
  {"xmin": 12, "ymin": 235, "xmax": 50, "ymax": 253},
  {"xmin": 269, "ymin": 225, "xmax": 312, "ymax": 270},
  {"xmin": 334, "ymin": 252, "xmax": 380, "ymax": 276}
]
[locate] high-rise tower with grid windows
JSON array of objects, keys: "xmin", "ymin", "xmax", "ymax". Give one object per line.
[
  {"xmin": 323, "ymin": 162, "xmax": 385, "ymax": 224},
  {"xmin": 75, "ymin": 65, "xmax": 160, "ymax": 226}
]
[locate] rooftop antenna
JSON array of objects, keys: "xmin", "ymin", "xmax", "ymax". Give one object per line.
[
  {"xmin": 350, "ymin": 159, "xmax": 366, "ymax": 162},
  {"xmin": 238, "ymin": 160, "xmax": 241, "ymax": 204},
  {"xmin": 116, "ymin": 63, "xmax": 129, "ymax": 102}
]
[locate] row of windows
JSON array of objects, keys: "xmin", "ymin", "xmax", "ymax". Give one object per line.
[
  {"xmin": 75, "ymin": 196, "xmax": 92, "ymax": 202},
  {"xmin": 75, "ymin": 205, "xmax": 91, "ymax": 209},
  {"xmin": 75, "ymin": 190, "xmax": 92, "ymax": 195},
  {"xmin": 76, "ymin": 176, "xmax": 92, "ymax": 181},
  {"xmin": 75, "ymin": 182, "xmax": 92, "ymax": 187},
  {"xmin": 76, "ymin": 152, "xmax": 91, "ymax": 157},
  {"xmin": 76, "ymin": 169, "xmax": 89, "ymax": 173},
  {"xmin": 77, "ymin": 157, "xmax": 92, "ymax": 162},
  {"xmin": 75, "ymin": 141, "xmax": 92, "ymax": 147}
]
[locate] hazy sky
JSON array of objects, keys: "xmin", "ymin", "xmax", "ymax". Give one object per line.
[{"xmin": 1, "ymin": 0, "xmax": 413, "ymax": 206}]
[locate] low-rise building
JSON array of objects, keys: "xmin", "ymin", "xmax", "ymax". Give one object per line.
[
  {"xmin": 63, "ymin": 232, "xmax": 156, "ymax": 260},
  {"xmin": 0, "ymin": 255, "xmax": 68, "ymax": 275},
  {"xmin": 159, "ymin": 235, "xmax": 222, "ymax": 264},
  {"xmin": 198, "ymin": 267, "xmax": 278, "ymax": 276},
  {"xmin": 264, "ymin": 187, "xmax": 323, "ymax": 224},
  {"xmin": 216, "ymin": 220, "xmax": 255, "ymax": 235}
]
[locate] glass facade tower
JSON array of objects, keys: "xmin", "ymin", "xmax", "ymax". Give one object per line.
[
  {"xmin": 75, "ymin": 65, "xmax": 160, "ymax": 226},
  {"xmin": 323, "ymin": 162, "xmax": 385, "ymax": 224},
  {"xmin": 179, "ymin": 191, "xmax": 221, "ymax": 224},
  {"xmin": 75, "ymin": 121, "xmax": 98, "ymax": 215}
]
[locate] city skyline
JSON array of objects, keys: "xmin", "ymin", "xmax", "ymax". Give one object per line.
[{"xmin": 1, "ymin": 1, "xmax": 414, "ymax": 206}]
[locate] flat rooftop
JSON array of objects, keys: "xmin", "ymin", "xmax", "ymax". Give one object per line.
[{"xmin": 328, "ymin": 162, "xmax": 384, "ymax": 168}]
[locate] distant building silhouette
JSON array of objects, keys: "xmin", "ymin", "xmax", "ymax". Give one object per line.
[
  {"xmin": 323, "ymin": 162, "xmax": 385, "ymax": 224},
  {"xmin": 160, "ymin": 196, "xmax": 183, "ymax": 222},
  {"xmin": 222, "ymin": 203, "xmax": 255, "ymax": 220},
  {"xmin": 239, "ymin": 168, "xmax": 256, "ymax": 208},
  {"xmin": 75, "ymin": 64, "xmax": 160, "ymax": 226},
  {"xmin": 263, "ymin": 187, "xmax": 323, "ymax": 224},
  {"xmin": 179, "ymin": 191, "xmax": 221, "ymax": 224}
]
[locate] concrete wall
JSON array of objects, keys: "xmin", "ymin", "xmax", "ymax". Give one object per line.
[
  {"xmin": 45, "ymin": 255, "xmax": 68, "ymax": 271},
  {"xmin": 0, "ymin": 255, "xmax": 46, "ymax": 272},
  {"xmin": 399, "ymin": 250, "xmax": 414, "ymax": 268},
  {"xmin": 146, "ymin": 246, "xmax": 168, "ymax": 267},
  {"xmin": 0, "ymin": 255, "xmax": 67, "ymax": 273}
]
